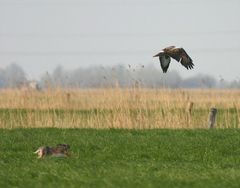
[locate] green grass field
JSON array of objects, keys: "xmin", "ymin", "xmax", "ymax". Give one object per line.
[{"xmin": 1, "ymin": 128, "xmax": 240, "ymax": 188}]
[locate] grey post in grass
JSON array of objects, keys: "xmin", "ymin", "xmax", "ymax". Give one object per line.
[{"xmin": 208, "ymin": 108, "xmax": 217, "ymax": 129}]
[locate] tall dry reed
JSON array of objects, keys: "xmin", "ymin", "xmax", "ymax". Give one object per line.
[{"xmin": 0, "ymin": 88, "xmax": 239, "ymax": 129}]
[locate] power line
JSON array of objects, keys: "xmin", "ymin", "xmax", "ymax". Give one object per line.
[
  {"xmin": 0, "ymin": 0, "xmax": 237, "ymax": 6},
  {"xmin": 0, "ymin": 48, "xmax": 239, "ymax": 57},
  {"xmin": 0, "ymin": 50, "xmax": 151, "ymax": 56},
  {"xmin": 0, "ymin": 30, "xmax": 240, "ymax": 39}
]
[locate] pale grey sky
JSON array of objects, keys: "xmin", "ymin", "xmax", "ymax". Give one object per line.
[{"xmin": 0, "ymin": 0, "xmax": 240, "ymax": 81}]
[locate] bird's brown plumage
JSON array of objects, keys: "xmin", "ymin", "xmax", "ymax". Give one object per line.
[{"xmin": 153, "ymin": 46, "xmax": 194, "ymax": 73}]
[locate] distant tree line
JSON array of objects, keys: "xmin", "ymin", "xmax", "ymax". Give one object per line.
[
  {"xmin": 0, "ymin": 63, "xmax": 240, "ymax": 89},
  {"xmin": 0, "ymin": 64, "xmax": 27, "ymax": 88}
]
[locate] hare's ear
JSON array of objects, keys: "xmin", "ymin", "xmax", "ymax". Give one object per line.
[{"xmin": 34, "ymin": 149, "xmax": 40, "ymax": 153}]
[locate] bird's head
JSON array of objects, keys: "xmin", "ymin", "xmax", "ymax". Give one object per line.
[{"xmin": 153, "ymin": 51, "xmax": 164, "ymax": 57}]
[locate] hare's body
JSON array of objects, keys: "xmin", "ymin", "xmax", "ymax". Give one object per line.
[{"xmin": 34, "ymin": 144, "xmax": 70, "ymax": 158}]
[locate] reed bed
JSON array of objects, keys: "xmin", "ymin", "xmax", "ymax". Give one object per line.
[{"xmin": 0, "ymin": 88, "xmax": 239, "ymax": 129}]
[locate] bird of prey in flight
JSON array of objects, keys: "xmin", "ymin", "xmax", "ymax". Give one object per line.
[{"xmin": 153, "ymin": 46, "xmax": 194, "ymax": 73}]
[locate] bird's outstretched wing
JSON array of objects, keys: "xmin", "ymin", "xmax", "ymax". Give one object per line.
[
  {"xmin": 159, "ymin": 55, "xmax": 171, "ymax": 73},
  {"xmin": 165, "ymin": 47, "xmax": 194, "ymax": 70}
]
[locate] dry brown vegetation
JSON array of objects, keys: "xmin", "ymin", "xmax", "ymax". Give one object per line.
[{"xmin": 0, "ymin": 88, "xmax": 239, "ymax": 129}]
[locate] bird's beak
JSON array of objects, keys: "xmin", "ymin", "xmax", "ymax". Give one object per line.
[{"xmin": 153, "ymin": 51, "xmax": 163, "ymax": 57}]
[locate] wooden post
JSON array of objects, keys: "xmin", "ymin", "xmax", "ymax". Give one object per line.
[
  {"xmin": 187, "ymin": 101, "xmax": 194, "ymax": 115},
  {"xmin": 208, "ymin": 108, "xmax": 217, "ymax": 129},
  {"xmin": 66, "ymin": 92, "xmax": 71, "ymax": 103},
  {"xmin": 186, "ymin": 101, "xmax": 193, "ymax": 128}
]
